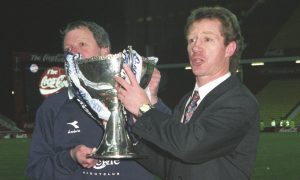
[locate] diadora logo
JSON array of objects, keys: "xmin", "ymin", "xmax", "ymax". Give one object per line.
[{"xmin": 67, "ymin": 120, "xmax": 81, "ymax": 134}]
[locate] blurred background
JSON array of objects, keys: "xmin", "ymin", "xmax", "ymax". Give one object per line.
[{"xmin": 0, "ymin": 0, "xmax": 300, "ymax": 179}]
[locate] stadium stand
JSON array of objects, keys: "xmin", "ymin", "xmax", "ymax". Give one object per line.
[
  {"xmin": 256, "ymin": 78, "xmax": 300, "ymax": 129},
  {"xmin": 293, "ymin": 110, "xmax": 300, "ymax": 122},
  {"xmin": 0, "ymin": 114, "xmax": 26, "ymax": 139}
]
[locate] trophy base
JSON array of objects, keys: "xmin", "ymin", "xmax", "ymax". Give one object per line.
[{"xmin": 89, "ymin": 152, "xmax": 147, "ymax": 159}]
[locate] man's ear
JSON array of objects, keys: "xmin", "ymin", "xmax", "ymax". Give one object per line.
[
  {"xmin": 100, "ymin": 47, "xmax": 110, "ymax": 56},
  {"xmin": 225, "ymin": 41, "xmax": 237, "ymax": 57}
]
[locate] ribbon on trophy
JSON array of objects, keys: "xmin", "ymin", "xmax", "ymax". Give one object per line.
[
  {"xmin": 64, "ymin": 52, "xmax": 111, "ymax": 121},
  {"xmin": 121, "ymin": 46, "xmax": 158, "ymax": 101}
]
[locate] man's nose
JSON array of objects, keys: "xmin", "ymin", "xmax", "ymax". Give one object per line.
[
  {"xmin": 68, "ymin": 46, "xmax": 80, "ymax": 54},
  {"xmin": 192, "ymin": 41, "xmax": 204, "ymax": 52}
]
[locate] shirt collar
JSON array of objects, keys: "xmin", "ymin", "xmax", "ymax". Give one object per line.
[{"xmin": 194, "ymin": 72, "xmax": 231, "ymax": 101}]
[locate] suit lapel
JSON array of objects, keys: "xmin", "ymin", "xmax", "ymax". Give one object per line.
[{"xmin": 189, "ymin": 75, "xmax": 241, "ymax": 121}]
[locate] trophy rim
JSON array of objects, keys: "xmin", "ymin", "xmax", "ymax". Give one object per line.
[{"xmin": 79, "ymin": 53, "xmax": 123, "ymax": 64}]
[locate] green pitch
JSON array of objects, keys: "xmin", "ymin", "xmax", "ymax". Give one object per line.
[
  {"xmin": 1, "ymin": 132, "xmax": 300, "ymax": 180},
  {"xmin": 0, "ymin": 138, "xmax": 29, "ymax": 180},
  {"xmin": 252, "ymin": 132, "xmax": 300, "ymax": 180}
]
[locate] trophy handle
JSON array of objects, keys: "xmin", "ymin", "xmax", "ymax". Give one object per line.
[{"xmin": 140, "ymin": 60, "xmax": 155, "ymax": 89}]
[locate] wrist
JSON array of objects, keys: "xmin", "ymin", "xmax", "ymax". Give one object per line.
[
  {"xmin": 150, "ymin": 96, "xmax": 158, "ymax": 104},
  {"xmin": 70, "ymin": 148, "xmax": 76, "ymax": 162},
  {"xmin": 138, "ymin": 103, "xmax": 155, "ymax": 117}
]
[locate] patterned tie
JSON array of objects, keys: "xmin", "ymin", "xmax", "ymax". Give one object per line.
[{"xmin": 183, "ymin": 90, "xmax": 200, "ymax": 123}]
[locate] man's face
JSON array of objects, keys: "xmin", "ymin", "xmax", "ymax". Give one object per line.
[
  {"xmin": 63, "ymin": 26, "xmax": 109, "ymax": 59},
  {"xmin": 186, "ymin": 18, "xmax": 235, "ymax": 84}
]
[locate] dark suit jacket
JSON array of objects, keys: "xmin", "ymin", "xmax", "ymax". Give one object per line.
[{"xmin": 133, "ymin": 75, "xmax": 260, "ymax": 180}]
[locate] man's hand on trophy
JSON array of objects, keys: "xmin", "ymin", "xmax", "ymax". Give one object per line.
[
  {"xmin": 148, "ymin": 68, "xmax": 160, "ymax": 105},
  {"xmin": 70, "ymin": 145, "xmax": 98, "ymax": 168},
  {"xmin": 115, "ymin": 64, "xmax": 151, "ymax": 119}
]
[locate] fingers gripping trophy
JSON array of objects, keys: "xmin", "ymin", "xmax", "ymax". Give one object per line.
[{"xmin": 64, "ymin": 46, "xmax": 157, "ymax": 159}]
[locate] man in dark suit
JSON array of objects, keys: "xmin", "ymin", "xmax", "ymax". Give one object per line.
[{"xmin": 115, "ymin": 6, "xmax": 260, "ymax": 180}]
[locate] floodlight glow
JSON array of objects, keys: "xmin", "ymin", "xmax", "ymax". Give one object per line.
[
  {"xmin": 251, "ymin": 62, "xmax": 264, "ymax": 66},
  {"xmin": 185, "ymin": 66, "xmax": 192, "ymax": 70}
]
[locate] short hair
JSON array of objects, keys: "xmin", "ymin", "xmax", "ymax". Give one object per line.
[
  {"xmin": 61, "ymin": 20, "xmax": 111, "ymax": 50},
  {"xmin": 184, "ymin": 6, "xmax": 245, "ymax": 74}
]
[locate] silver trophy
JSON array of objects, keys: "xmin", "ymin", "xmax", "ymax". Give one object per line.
[{"xmin": 65, "ymin": 46, "xmax": 157, "ymax": 159}]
